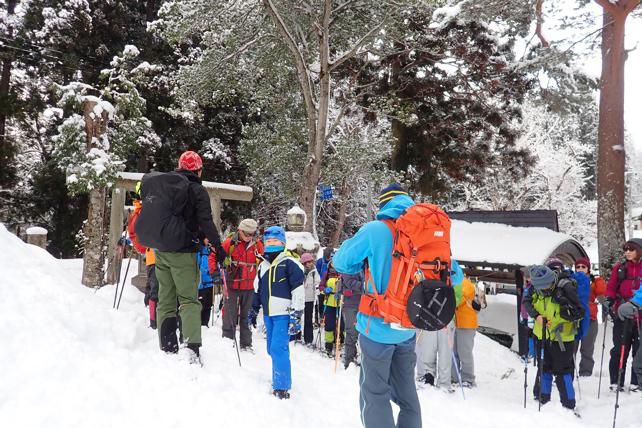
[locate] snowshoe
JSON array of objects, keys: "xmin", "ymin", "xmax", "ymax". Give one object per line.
[{"xmin": 273, "ymin": 389, "xmax": 290, "ymax": 400}]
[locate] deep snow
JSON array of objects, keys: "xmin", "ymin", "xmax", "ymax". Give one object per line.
[{"xmin": 0, "ymin": 224, "xmax": 640, "ymax": 428}]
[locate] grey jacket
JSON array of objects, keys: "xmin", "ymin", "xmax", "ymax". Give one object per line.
[{"xmin": 337, "ymin": 272, "xmax": 363, "ymax": 309}]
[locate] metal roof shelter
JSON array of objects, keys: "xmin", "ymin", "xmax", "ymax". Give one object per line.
[
  {"xmin": 106, "ymin": 172, "xmax": 253, "ymax": 288},
  {"xmin": 447, "ymin": 211, "xmax": 588, "ymax": 357}
]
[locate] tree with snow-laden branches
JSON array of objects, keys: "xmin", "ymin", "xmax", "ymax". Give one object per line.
[{"xmin": 453, "ymin": 99, "xmax": 598, "ymax": 246}]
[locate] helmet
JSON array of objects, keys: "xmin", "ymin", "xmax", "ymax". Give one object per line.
[
  {"xmin": 178, "ymin": 151, "xmax": 203, "ymax": 171},
  {"xmin": 300, "ymin": 253, "xmax": 315, "ymax": 264}
]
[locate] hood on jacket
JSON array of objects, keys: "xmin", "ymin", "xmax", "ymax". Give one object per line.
[{"xmin": 375, "ymin": 194, "xmax": 415, "ymax": 220}]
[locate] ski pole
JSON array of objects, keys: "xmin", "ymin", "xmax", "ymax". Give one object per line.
[
  {"xmin": 447, "ymin": 325, "xmax": 465, "ymax": 400},
  {"xmin": 573, "ymin": 352, "xmax": 582, "ymax": 401},
  {"xmin": 613, "ymin": 320, "xmax": 633, "ymax": 428},
  {"xmin": 115, "ymin": 248, "xmax": 135, "ymax": 310},
  {"xmin": 219, "ymin": 264, "xmax": 241, "ymax": 367},
  {"xmin": 524, "ymin": 354, "xmax": 528, "ymax": 408},
  {"xmin": 112, "ymin": 242, "xmax": 127, "ymax": 307},
  {"xmin": 598, "ymin": 313, "xmax": 609, "ymax": 399},
  {"xmin": 538, "ymin": 317, "xmax": 547, "ymax": 412},
  {"xmin": 334, "ymin": 295, "xmax": 344, "ymax": 373}
]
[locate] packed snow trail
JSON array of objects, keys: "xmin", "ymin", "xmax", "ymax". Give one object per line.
[{"xmin": 0, "ymin": 224, "xmax": 639, "ymax": 428}]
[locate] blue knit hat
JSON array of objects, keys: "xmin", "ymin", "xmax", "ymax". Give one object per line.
[
  {"xmin": 529, "ymin": 265, "xmax": 557, "ymax": 291},
  {"xmin": 263, "ymin": 226, "xmax": 286, "ymax": 244},
  {"xmin": 379, "ymin": 183, "xmax": 409, "ymax": 208}
]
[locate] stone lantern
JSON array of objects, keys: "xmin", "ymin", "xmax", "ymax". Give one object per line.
[{"xmin": 286, "ymin": 204, "xmax": 306, "ymax": 232}]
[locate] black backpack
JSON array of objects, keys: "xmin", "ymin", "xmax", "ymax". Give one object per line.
[
  {"xmin": 552, "ymin": 275, "xmax": 584, "ymax": 322},
  {"xmin": 135, "ymin": 171, "xmax": 193, "ymax": 252}
]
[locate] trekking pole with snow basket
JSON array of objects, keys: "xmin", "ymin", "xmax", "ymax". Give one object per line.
[
  {"xmin": 597, "ymin": 314, "xmax": 609, "ymax": 399},
  {"xmin": 523, "ymin": 354, "xmax": 528, "ymax": 408},
  {"xmin": 613, "ymin": 320, "xmax": 632, "ymax": 428},
  {"xmin": 447, "ymin": 327, "xmax": 465, "ymax": 400},
  {"xmin": 573, "ymin": 353, "xmax": 582, "ymax": 401},
  {"xmin": 334, "ymin": 295, "xmax": 344, "ymax": 373},
  {"xmin": 538, "ymin": 317, "xmax": 547, "ymax": 412},
  {"xmin": 115, "ymin": 249, "xmax": 135, "ymax": 310},
  {"xmin": 219, "ymin": 264, "xmax": 241, "ymax": 367}
]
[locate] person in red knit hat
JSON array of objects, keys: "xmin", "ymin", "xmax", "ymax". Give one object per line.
[{"xmin": 574, "ymin": 256, "xmax": 607, "ymax": 376}]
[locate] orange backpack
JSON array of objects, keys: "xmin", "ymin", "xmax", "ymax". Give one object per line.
[{"xmin": 358, "ymin": 203, "xmax": 452, "ymax": 329}]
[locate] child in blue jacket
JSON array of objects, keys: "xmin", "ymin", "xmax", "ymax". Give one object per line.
[{"xmin": 250, "ymin": 226, "xmax": 304, "ymax": 399}]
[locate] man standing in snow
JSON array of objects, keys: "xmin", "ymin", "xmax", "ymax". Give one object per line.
[
  {"xmin": 332, "ymin": 183, "xmax": 421, "ymax": 428},
  {"xmin": 221, "ymin": 218, "xmax": 263, "ymax": 352},
  {"xmin": 135, "ymin": 151, "xmax": 225, "ymax": 364}
]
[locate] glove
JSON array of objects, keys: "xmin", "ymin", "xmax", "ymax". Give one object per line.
[
  {"xmin": 605, "ymin": 297, "xmax": 616, "ymax": 318},
  {"xmin": 288, "ymin": 310, "xmax": 303, "ymax": 336},
  {"xmin": 472, "ymin": 300, "xmax": 482, "ymax": 311},
  {"xmin": 617, "ymin": 301, "xmax": 639, "ymax": 320},
  {"xmin": 248, "ymin": 308, "xmax": 259, "ymax": 328},
  {"xmin": 324, "ymin": 287, "xmax": 333, "ymax": 295},
  {"xmin": 343, "ymin": 290, "xmax": 353, "ymax": 297}
]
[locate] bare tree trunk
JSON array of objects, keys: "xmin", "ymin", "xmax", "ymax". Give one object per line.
[
  {"xmin": 81, "ymin": 100, "xmax": 109, "ymax": 288},
  {"xmin": 594, "ymin": 0, "xmax": 639, "ymax": 275},
  {"xmin": 0, "ymin": 0, "xmax": 19, "ymax": 148},
  {"xmin": 298, "ymin": 0, "xmax": 332, "ymax": 233}
]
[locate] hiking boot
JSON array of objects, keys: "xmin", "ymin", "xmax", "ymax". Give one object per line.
[
  {"xmin": 179, "ymin": 344, "xmax": 202, "ymax": 366},
  {"xmin": 461, "ymin": 381, "xmax": 475, "ymax": 388},
  {"xmin": 419, "ymin": 373, "xmax": 435, "ymax": 386},
  {"xmin": 629, "ymin": 384, "xmax": 641, "ymax": 393},
  {"xmin": 325, "ymin": 342, "xmax": 334, "ymax": 357},
  {"xmin": 273, "ymin": 389, "xmax": 290, "ymax": 400},
  {"xmin": 610, "ymin": 384, "xmax": 625, "ymax": 393},
  {"xmin": 240, "ymin": 346, "xmax": 255, "ymax": 354}
]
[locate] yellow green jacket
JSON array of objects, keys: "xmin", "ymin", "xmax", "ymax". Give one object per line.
[
  {"xmin": 527, "ymin": 294, "xmax": 576, "ymax": 342},
  {"xmin": 325, "ymin": 277, "xmax": 339, "ymax": 308}
]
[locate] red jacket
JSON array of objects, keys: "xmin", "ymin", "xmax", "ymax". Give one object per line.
[
  {"xmin": 606, "ymin": 260, "xmax": 642, "ymax": 316},
  {"xmin": 128, "ymin": 200, "xmax": 146, "ymax": 255},
  {"xmin": 220, "ymin": 234, "xmax": 264, "ymax": 290},
  {"xmin": 588, "ymin": 276, "xmax": 607, "ymax": 321}
]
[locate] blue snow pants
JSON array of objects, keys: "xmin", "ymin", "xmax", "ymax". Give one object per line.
[
  {"xmin": 264, "ymin": 315, "xmax": 291, "ymax": 390},
  {"xmin": 359, "ymin": 335, "xmax": 421, "ymax": 428}
]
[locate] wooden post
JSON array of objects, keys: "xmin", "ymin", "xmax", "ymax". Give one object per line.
[
  {"xmin": 210, "ymin": 193, "xmax": 222, "ymax": 233},
  {"xmin": 515, "ymin": 268, "xmax": 528, "ymax": 357},
  {"xmin": 105, "ymin": 187, "xmax": 127, "ymax": 284}
]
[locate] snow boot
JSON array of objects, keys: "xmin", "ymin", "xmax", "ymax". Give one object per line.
[
  {"xmin": 159, "ymin": 317, "xmax": 179, "ymax": 353},
  {"xmin": 325, "ymin": 342, "xmax": 334, "ymax": 357},
  {"xmin": 182, "ymin": 343, "xmax": 202, "ymax": 366},
  {"xmin": 273, "ymin": 389, "xmax": 290, "ymax": 400}
]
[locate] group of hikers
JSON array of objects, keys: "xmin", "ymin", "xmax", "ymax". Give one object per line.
[{"xmin": 123, "ymin": 150, "xmax": 641, "ymax": 427}]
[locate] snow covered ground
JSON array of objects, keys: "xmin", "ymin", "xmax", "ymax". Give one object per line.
[{"xmin": 0, "ymin": 224, "xmax": 640, "ymax": 428}]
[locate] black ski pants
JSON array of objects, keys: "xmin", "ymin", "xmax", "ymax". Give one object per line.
[{"xmin": 609, "ymin": 318, "xmax": 640, "ymax": 386}]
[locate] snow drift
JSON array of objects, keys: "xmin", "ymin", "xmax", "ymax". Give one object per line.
[{"xmin": 0, "ymin": 224, "xmax": 639, "ymax": 427}]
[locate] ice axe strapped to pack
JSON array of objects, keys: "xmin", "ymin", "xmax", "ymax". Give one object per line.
[{"xmin": 358, "ymin": 203, "xmax": 454, "ymax": 330}]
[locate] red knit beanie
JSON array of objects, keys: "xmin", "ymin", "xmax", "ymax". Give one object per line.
[
  {"xmin": 178, "ymin": 151, "xmax": 203, "ymax": 171},
  {"xmin": 574, "ymin": 257, "xmax": 590, "ymax": 269}
]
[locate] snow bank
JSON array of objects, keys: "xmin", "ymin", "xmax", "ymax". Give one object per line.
[{"xmin": 0, "ymin": 223, "xmax": 638, "ymax": 427}]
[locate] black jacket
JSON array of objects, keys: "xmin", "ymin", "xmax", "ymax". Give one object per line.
[{"xmin": 177, "ymin": 170, "xmax": 224, "ymax": 254}]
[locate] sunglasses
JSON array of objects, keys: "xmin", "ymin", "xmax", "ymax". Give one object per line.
[{"xmin": 623, "ymin": 246, "xmax": 637, "ymax": 252}]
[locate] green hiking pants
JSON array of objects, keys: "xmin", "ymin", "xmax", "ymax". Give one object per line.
[{"xmin": 155, "ymin": 251, "xmax": 202, "ymax": 346}]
